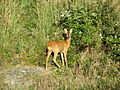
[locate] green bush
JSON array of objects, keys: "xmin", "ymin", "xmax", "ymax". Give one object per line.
[
  {"xmin": 58, "ymin": 0, "xmax": 120, "ymax": 62},
  {"xmin": 59, "ymin": 7, "xmax": 102, "ymax": 50},
  {"xmin": 98, "ymin": 0, "xmax": 120, "ymax": 61}
]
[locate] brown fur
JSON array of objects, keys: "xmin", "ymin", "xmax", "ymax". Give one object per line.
[{"xmin": 46, "ymin": 29, "xmax": 73, "ymax": 70}]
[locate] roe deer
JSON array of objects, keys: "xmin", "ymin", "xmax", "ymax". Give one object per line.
[{"xmin": 46, "ymin": 28, "xmax": 73, "ymax": 70}]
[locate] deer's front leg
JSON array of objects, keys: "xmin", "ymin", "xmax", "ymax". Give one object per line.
[
  {"xmin": 60, "ymin": 53, "xmax": 64, "ymax": 66},
  {"xmin": 64, "ymin": 51, "xmax": 68, "ymax": 67}
]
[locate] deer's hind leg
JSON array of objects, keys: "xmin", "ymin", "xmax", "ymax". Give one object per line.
[
  {"xmin": 53, "ymin": 52, "xmax": 60, "ymax": 68},
  {"xmin": 46, "ymin": 51, "xmax": 52, "ymax": 70}
]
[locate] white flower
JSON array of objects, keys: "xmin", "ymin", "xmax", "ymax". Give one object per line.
[
  {"xmin": 66, "ymin": 14, "xmax": 71, "ymax": 17},
  {"xmin": 61, "ymin": 14, "xmax": 64, "ymax": 17},
  {"xmin": 91, "ymin": 13, "xmax": 97, "ymax": 16},
  {"xmin": 99, "ymin": 33, "xmax": 103, "ymax": 38}
]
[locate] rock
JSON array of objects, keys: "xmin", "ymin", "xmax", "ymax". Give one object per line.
[{"xmin": 0, "ymin": 66, "xmax": 51, "ymax": 88}]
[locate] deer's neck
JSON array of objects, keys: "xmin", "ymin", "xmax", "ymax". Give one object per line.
[{"xmin": 65, "ymin": 38, "xmax": 71, "ymax": 47}]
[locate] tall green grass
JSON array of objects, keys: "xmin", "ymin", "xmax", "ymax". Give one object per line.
[
  {"xmin": 0, "ymin": 0, "xmax": 90, "ymax": 66},
  {"xmin": 0, "ymin": 0, "xmax": 69, "ymax": 66}
]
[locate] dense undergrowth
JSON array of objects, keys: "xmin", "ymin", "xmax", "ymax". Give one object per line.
[{"xmin": 0, "ymin": 0, "xmax": 119, "ymax": 89}]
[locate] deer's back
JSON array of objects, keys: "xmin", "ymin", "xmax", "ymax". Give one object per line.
[{"xmin": 47, "ymin": 40, "xmax": 68, "ymax": 52}]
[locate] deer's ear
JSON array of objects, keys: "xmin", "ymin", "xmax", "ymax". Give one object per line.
[
  {"xmin": 64, "ymin": 28, "xmax": 68, "ymax": 34},
  {"xmin": 70, "ymin": 29, "xmax": 73, "ymax": 34}
]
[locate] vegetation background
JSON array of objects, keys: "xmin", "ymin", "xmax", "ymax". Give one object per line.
[{"xmin": 0, "ymin": 0, "xmax": 119, "ymax": 89}]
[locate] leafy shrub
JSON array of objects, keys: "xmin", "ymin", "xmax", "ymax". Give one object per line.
[
  {"xmin": 59, "ymin": 7, "xmax": 102, "ymax": 51},
  {"xmin": 97, "ymin": 0, "xmax": 120, "ymax": 61},
  {"xmin": 58, "ymin": 0, "xmax": 120, "ymax": 62}
]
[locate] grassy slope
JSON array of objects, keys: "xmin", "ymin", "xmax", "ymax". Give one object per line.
[{"xmin": 0, "ymin": 0, "xmax": 119, "ymax": 89}]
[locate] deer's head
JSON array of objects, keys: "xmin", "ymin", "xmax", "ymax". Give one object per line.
[{"xmin": 63, "ymin": 28, "xmax": 73, "ymax": 40}]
